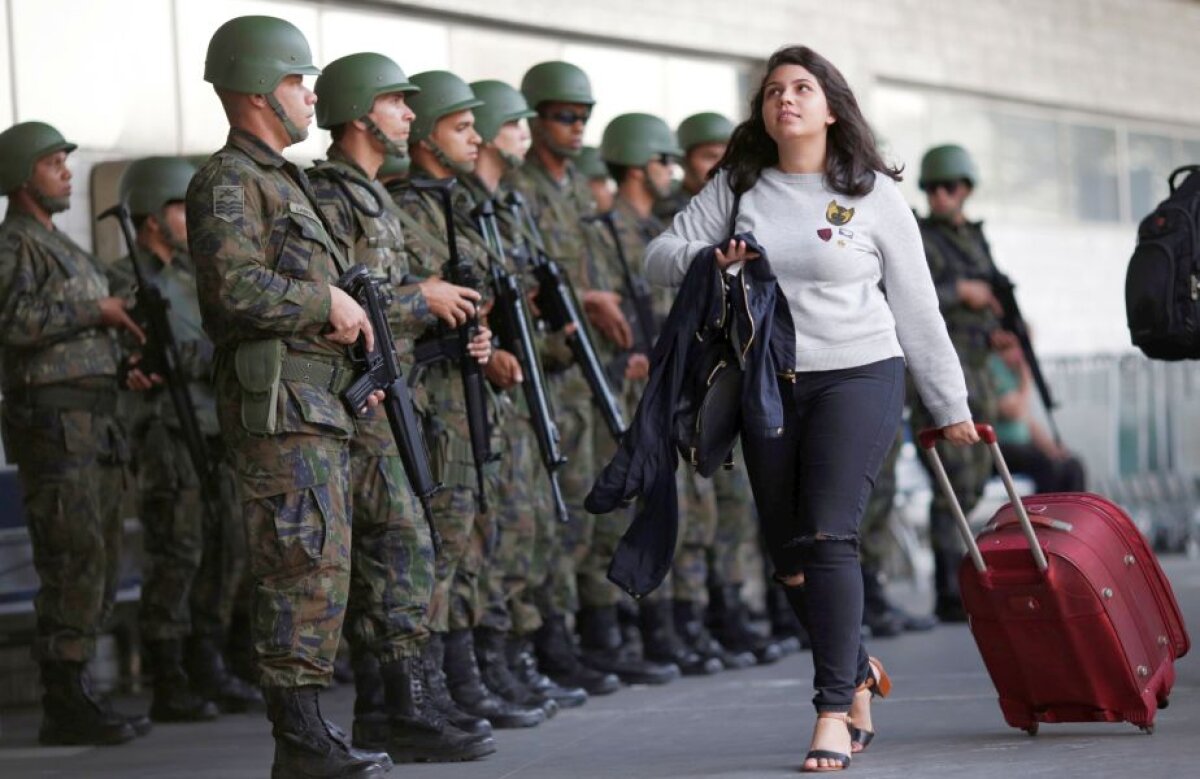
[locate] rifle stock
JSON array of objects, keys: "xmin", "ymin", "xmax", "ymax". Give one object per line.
[{"xmin": 992, "ymin": 272, "xmax": 1060, "ymax": 442}]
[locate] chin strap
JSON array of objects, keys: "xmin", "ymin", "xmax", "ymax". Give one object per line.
[
  {"xmin": 26, "ymin": 182, "xmax": 69, "ymax": 215},
  {"xmin": 532, "ymin": 120, "xmax": 581, "ymax": 160},
  {"xmin": 266, "ymin": 93, "xmax": 308, "ymax": 144},
  {"xmin": 363, "ymin": 116, "xmax": 407, "ymax": 158},
  {"xmin": 425, "ymin": 139, "xmax": 475, "ymax": 175}
]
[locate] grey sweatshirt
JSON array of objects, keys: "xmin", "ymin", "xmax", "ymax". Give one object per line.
[{"xmin": 644, "ymin": 167, "xmax": 971, "ymax": 428}]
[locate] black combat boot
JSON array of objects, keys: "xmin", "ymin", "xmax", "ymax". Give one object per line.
[
  {"xmin": 349, "ymin": 644, "xmax": 390, "ymax": 751},
  {"xmin": 933, "ymin": 546, "xmax": 969, "ymax": 623},
  {"xmin": 534, "ymin": 614, "xmax": 621, "ymax": 696},
  {"xmin": 442, "ymin": 630, "xmax": 544, "ymax": 729},
  {"xmin": 186, "ymin": 634, "xmax": 264, "ymax": 713},
  {"xmin": 506, "ymin": 634, "xmax": 587, "ymax": 709},
  {"xmin": 378, "ymin": 656, "xmax": 495, "ymax": 763},
  {"xmin": 145, "ymin": 639, "xmax": 219, "ymax": 723},
  {"xmin": 708, "ymin": 584, "xmax": 785, "ymax": 665},
  {"xmin": 766, "ymin": 583, "xmax": 810, "ymax": 652},
  {"xmin": 576, "ymin": 606, "xmax": 680, "ymax": 686},
  {"xmin": 264, "ymin": 686, "xmax": 392, "ymax": 778},
  {"xmin": 422, "ymin": 635, "xmax": 493, "ymax": 738},
  {"xmin": 38, "ymin": 661, "xmax": 137, "ymax": 746},
  {"xmin": 862, "ymin": 564, "xmax": 937, "ymax": 636},
  {"xmin": 673, "ymin": 599, "xmax": 756, "ymax": 670},
  {"xmin": 638, "ymin": 599, "xmax": 722, "ymax": 676},
  {"xmin": 474, "ymin": 627, "xmax": 558, "ymax": 718}
]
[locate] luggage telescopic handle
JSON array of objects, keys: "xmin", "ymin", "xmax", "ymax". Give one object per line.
[{"xmin": 918, "ymin": 423, "xmax": 1049, "ymax": 574}]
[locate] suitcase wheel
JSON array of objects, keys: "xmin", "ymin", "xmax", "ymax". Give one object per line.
[
  {"xmin": 1157, "ymin": 697, "xmax": 1169, "ymax": 710},
  {"xmin": 1023, "ymin": 724, "xmax": 1039, "ymax": 737},
  {"xmin": 1138, "ymin": 724, "xmax": 1155, "ymax": 735}
]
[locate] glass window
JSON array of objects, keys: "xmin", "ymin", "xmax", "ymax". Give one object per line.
[
  {"xmin": 991, "ymin": 112, "xmax": 1062, "ymax": 220},
  {"xmin": 1068, "ymin": 124, "xmax": 1119, "ymax": 222},
  {"xmin": 11, "ymin": 0, "xmax": 176, "ymax": 152},
  {"xmin": 321, "ymin": 9, "xmax": 450, "ymax": 74},
  {"xmin": 1178, "ymin": 139, "xmax": 1200, "ymax": 168},
  {"xmin": 663, "ymin": 56, "xmax": 741, "ymax": 131},
  {"xmin": 176, "ymin": 0, "xmax": 322, "ymax": 159},
  {"xmin": 0, "ymin": 0, "xmax": 13, "ymax": 130},
  {"xmin": 449, "ymin": 26, "xmax": 561, "ymax": 87},
  {"xmin": 1128, "ymin": 132, "xmax": 1174, "ymax": 218}
]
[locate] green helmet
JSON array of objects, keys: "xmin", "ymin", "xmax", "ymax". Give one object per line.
[
  {"xmin": 677, "ymin": 112, "xmax": 734, "ymax": 152},
  {"xmin": 407, "ymin": 71, "xmax": 483, "ymax": 143},
  {"xmin": 919, "ymin": 144, "xmax": 979, "ymax": 189},
  {"xmin": 520, "ymin": 61, "xmax": 594, "ymax": 109},
  {"xmin": 600, "ymin": 113, "xmax": 682, "ymax": 167},
  {"xmin": 203, "ymin": 16, "xmax": 320, "ymax": 94},
  {"xmin": 469, "ymin": 80, "xmax": 535, "ymax": 143},
  {"xmin": 315, "ymin": 52, "xmax": 419, "ymax": 129},
  {"xmin": 378, "ymin": 154, "xmax": 410, "ymax": 180},
  {"xmin": 120, "ymin": 157, "xmax": 197, "ymax": 217},
  {"xmin": 576, "ymin": 146, "xmax": 609, "ymax": 181},
  {"xmin": 0, "ymin": 121, "xmax": 77, "ymax": 194}
]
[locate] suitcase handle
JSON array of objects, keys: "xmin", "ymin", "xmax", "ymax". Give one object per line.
[{"xmin": 918, "ymin": 423, "xmax": 1049, "ymax": 574}]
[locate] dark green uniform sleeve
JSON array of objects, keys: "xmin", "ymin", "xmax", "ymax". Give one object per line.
[{"xmin": 0, "ymin": 232, "xmax": 103, "ymax": 347}]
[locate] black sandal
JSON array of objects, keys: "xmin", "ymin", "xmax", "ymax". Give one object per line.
[
  {"xmin": 848, "ymin": 657, "xmax": 890, "ymax": 754},
  {"xmin": 802, "ymin": 714, "xmax": 852, "ymax": 773}
]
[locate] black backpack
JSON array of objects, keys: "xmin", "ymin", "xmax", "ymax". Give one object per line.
[{"xmin": 1126, "ymin": 165, "xmax": 1200, "ymax": 360}]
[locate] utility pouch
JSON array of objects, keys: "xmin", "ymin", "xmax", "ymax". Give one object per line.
[{"xmin": 235, "ymin": 338, "xmax": 285, "ymax": 434}]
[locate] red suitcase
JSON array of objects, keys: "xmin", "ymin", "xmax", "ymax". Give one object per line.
[{"xmin": 919, "ymin": 424, "xmax": 1190, "ymax": 735}]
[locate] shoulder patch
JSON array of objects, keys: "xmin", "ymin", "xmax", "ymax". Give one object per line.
[
  {"xmin": 213, "ymin": 185, "xmax": 244, "ymax": 223},
  {"xmin": 288, "ymin": 201, "xmax": 319, "ymax": 222}
]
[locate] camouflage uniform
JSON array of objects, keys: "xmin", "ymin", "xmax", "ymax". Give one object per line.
[
  {"xmin": 912, "ymin": 215, "xmax": 1001, "ymax": 602},
  {"xmin": 507, "ymin": 153, "xmax": 611, "ymax": 615},
  {"xmin": 308, "ymin": 148, "xmax": 436, "ymax": 662},
  {"xmin": 0, "ymin": 211, "xmax": 127, "ymax": 665},
  {"xmin": 186, "ymin": 128, "xmax": 356, "ymax": 689},
  {"xmin": 395, "ymin": 166, "xmax": 500, "ymax": 635}
]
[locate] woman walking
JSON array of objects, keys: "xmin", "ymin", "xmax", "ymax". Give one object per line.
[{"xmin": 644, "ymin": 46, "xmax": 976, "ymax": 772}]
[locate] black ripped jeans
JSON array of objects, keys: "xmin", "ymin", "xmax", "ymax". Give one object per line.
[{"xmin": 742, "ymin": 357, "xmax": 905, "ymax": 712}]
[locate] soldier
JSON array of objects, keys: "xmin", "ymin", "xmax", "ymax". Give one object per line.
[
  {"xmin": 115, "ymin": 156, "xmax": 262, "ymax": 721},
  {"xmin": 912, "ymin": 144, "xmax": 1003, "ymax": 623},
  {"xmin": 653, "ymin": 111, "xmax": 781, "ymax": 666},
  {"xmin": 576, "ymin": 146, "xmax": 613, "ymax": 214},
  {"xmin": 185, "ymin": 16, "xmax": 393, "ymax": 777},
  {"xmin": 461, "ymin": 78, "xmax": 589, "ymax": 711},
  {"xmin": 399, "ymin": 69, "xmax": 547, "ymax": 730},
  {"xmin": 510, "ymin": 62, "xmax": 674, "ymax": 687},
  {"xmin": 307, "ymin": 53, "xmax": 495, "ymax": 763},
  {"xmin": 0, "ymin": 120, "xmax": 156, "ymax": 746},
  {"xmin": 594, "ymin": 112, "xmax": 720, "ymax": 678}
]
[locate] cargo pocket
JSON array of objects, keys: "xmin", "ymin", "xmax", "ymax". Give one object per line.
[{"xmin": 247, "ymin": 484, "xmax": 333, "ymax": 577}]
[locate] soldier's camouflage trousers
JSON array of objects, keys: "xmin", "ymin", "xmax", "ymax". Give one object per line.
[
  {"xmin": 345, "ymin": 450, "xmax": 435, "ymax": 662},
  {"xmin": 238, "ymin": 434, "xmax": 352, "ymax": 689},
  {"xmin": 711, "ymin": 456, "xmax": 757, "ymax": 586},
  {"xmin": 672, "ymin": 456, "xmax": 756, "ymax": 604},
  {"xmin": 1, "ymin": 400, "xmax": 127, "ymax": 663},
  {"xmin": 909, "ymin": 362, "xmax": 998, "ymax": 556},
  {"xmin": 137, "ymin": 421, "xmax": 246, "ymax": 642},
  {"xmin": 859, "ymin": 427, "xmax": 903, "ymax": 572},
  {"xmin": 546, "ymin": 372, "xmax": 597, "ymax": 614},
  {"xmin": 573, "ymin": 399, "xmax": 628, "ymax": 610},
  {"xmin": 477, "ymin": 418, "xmax": 545, "ymax": 636}
]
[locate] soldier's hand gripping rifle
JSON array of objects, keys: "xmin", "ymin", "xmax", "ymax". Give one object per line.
[
  {"xmin": 410, "ymin": 177, "xmax": 495, "ymax": 513},
  {"xmin": 100, "ymin": 203, "xmax": 220, "ymax": 525},
  {"xmin": 503, "ymin": 191, "xmax": 628, "ymax": 441},
  {"xmin": 586, "ymin": 210, "xmax": 658, "ymax": 354},
  {"xmin": 474, "ymin": 198, "xmax": 570, "ymax": 523},
  {"xmin": 339, "ymin": 264, "xmax": 443, "ymax": 552},
  {"xmin": 991, "ymin": 271, "xmax": 1061, "ymax": 443}
]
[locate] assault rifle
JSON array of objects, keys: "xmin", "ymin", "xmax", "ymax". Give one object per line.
[
  {"xmin": 410, "ymin": 177, "xmax": 496, "ymax": 512},
  {"xmin": 586, "ymin": 210, "xmax": 658, "ymax": 354},
  {"xmin": 473, "ymin": 198, "xmax": 570, "ymax": 523},
  {"xmin": 100, "ymin": 203, "xmax": 219, "ymax": 525},
  {"xmin": 504, "ymin": 191, "xmax": 627, "ymax": 441},
  {"xmin": 339, "ymin": 264, "xmax": 442, "ymax": 550}
]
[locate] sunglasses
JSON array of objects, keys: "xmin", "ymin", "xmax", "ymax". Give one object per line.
[
  {"xmin": 541, "ymin": 109, "xmax": 591, "ymax": 126},
  {"xmin": 925, "ymin": 180, "xmax": 965, "ymax": 195}
]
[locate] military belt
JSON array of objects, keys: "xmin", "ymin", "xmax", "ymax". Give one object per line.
[
  {"xmin": 4, "ymin": 384, "xmax": 118, "ymax": 415},
  {"xmin": 279, "ymin": 354, "xmax": 356, "ymax": 395}
]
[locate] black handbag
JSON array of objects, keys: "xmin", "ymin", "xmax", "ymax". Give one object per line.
[{"xmin": 673, "ymin": 191, "xmax": 744, "ymax": 477}]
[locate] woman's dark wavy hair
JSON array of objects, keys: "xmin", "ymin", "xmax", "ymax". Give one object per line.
[{"xmin": 712, "ymin": 45, "xmax": 901, "ymax": 197}]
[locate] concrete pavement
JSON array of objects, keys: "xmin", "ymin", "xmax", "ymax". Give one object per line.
[{"xmin": 2, "ymin": 557, "xmax": 1198, "ymax": 778}]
